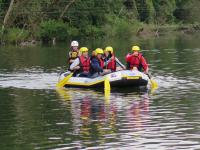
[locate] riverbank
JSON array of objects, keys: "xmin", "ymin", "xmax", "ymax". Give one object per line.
[
  {"xmin": 0, "ymin": 23, "xmax": 200, "ymax": 46},
  {"xmin": 136, "ymin": 23, "xmax": 200, "ymax": 38}
]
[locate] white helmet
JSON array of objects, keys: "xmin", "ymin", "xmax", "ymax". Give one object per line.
[{"xmin": 71, "ymin": 41, "xmax": 79, "ymax": 47}]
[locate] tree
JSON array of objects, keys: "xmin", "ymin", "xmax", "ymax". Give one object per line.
[
  {"xmin": 153, "ymin": 0, "xmax": 176, "ymax": 24},
  {"xmin": 1, "ymin": 0, "xmax": 15, "ymax": 32},
  {"xmin": 177, "ymin": 0, "xmax": 200, "ymax": 23}
]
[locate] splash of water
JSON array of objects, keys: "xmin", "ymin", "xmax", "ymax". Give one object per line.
[{"xmin": 0, "ymin": 72, "xmax": 58, "ymax": 89}]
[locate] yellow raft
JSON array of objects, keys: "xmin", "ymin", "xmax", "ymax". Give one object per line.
[{"xmin": 58, "ymin": 70, "xmax": 149, "ymax": 89}]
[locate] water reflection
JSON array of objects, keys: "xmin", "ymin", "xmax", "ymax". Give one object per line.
[
  {"xmin": 54, "ymin": 86, "xmax": 200, "ymax": 149},
  {"xmin": 126, "ymin": 93, "xmax": 149, "ymax": 130},
  {"xmin": 56, "ymin": 88, "xmax": 150, "ymax": 149},
  {"xmin": 1, "ymin": 34, "xmax": 200, "ymax": 149}
]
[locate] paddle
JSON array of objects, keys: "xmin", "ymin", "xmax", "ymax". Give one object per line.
[
  {"xmin": 105, "ymin": 57, "xmax": 125, "ymax": 70},
  {"xmin": 56, "ymin": 72, "xmax": 73, "ymax": 88},
  {"xmin": 104, "ymin": 76, "xmax": 111, "ymax": 91},
  {"xmin": 147, "ymin": 73, "xmax": 158, "ymax": 89},
  {"xmin": 104, "ymin": 76, "xmax": 111, "ymax": 101}
]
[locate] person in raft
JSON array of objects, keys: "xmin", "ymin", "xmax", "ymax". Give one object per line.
[
  {"xmin": 68, "ymin": 40, "xmax": 80, "ymax": 67},
  {"xmin": 103, "ymin": 46, "xmax": 126, "ymax": 73},
  {"xmin": 90, "ymin": 48, "xmax": 110, "ymax": 78},
  {"xmin": 126, "ymin": 45, "xmax": 149, "ymax": 74},
  {"xmin": 69, "ymin": 47, "xmax": 90, "ymax": 77}
]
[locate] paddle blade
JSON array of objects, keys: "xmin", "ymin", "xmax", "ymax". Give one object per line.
[
  {"xmin": 56, "ymin": 73, "xmax": 73, "ymax": 88},
  {"xmin": 105, "ymin": 89, "xmax": 110, "ymax": 104},
  {"xmin": 104, "ymin": 77, "xmax": 111, "ymax": 91},
  {"xmin": 104, "ymin": 77, "xmax": 111, "ymax": 103},
  {"xmin": 150, "ymin": 79, "xmax": 158, "ymax": 89}
]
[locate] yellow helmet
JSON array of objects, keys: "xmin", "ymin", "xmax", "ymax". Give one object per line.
[
  {"xmin": 95, "ymin": 48, "xmax": 104, "ymax": 54},
  {"xmin": 132, "ymin": 46, "xmax": 140, "ymax": 51},
  {"xmin": 80, "ymin": 47, "xmax": 88, "ymax": 53},
  {"xmin": 105, "ymin": 46, "xmax": 113, "ymax": 54}
]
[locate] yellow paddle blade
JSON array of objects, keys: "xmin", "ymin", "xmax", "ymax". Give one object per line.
[
  {"xmin": 104, "ymin": 77, "xmax": 111, "ymax": 104},
  {"xmin": 56, "ymin": 88, "xmax": 72, "ymax": 101},
  {"xmin": 105, "ymin": 90, "xmax": 110, "ymax": 104},
  {"xmin": 150, "ymin": 79, "xmax": 158, "ymax": 89},
  {"xmin": 56, "ymin": 73, "xmax": 73, "ymax": 88},
  {"xmin": 104, "ymin": 77, "xmax": 111, "ymax": 91}
]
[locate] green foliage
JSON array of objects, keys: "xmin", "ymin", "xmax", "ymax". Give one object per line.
[
  {"xmin": 39, "ymin": 20, "xmax": 69, "ymax": 41},
  {"xmin": 103, "ymin": 15, "xmax": 141, "ymax": 38},
  {"xmin": 67, "ymin": 0, "xmax": 107, "ymax": 27},
  {"xmin": 2, "ymin": 28, "xmax": 29, "ymax": 44},
  {"xmin": 146, "ymin": 0, "xmax": 155, "ymax": 23},
  {"xmin": 115, "ymin": 19, "xmax": 133, "ymax": 37},
  {"xmin": 67, "ymin": 27, "xmax": 79, "ymax": 38},
  {"xmin": 113, "ymin": 17, "xmax": 139, "ymax": 37},
  {"xmin": 181, "ymin": 0, "xmax": 200, "ymax": 23},
  {"xmin": 153, "ymin": 0, "xmax": 176, "ymax": 24},
  {"xmin": 84, "ymin": 25, "xmax": 104, "ymax": 38}
]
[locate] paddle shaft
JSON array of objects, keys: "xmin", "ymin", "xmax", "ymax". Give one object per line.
[
  {"xmin": 146, "ymin": 73, "xmax": 151, "ymax": 79},
  {"xmin": 104, "ymin": 57, "xmax": 125, "ymax": 69}
]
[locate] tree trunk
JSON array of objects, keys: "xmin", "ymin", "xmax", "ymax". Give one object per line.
[
  {"xmin": 146, "ymin": 0, "xmax": 155, "ymax": 23},
  {"xmin": 1, "ymin": 0, "xmax": 15, "ymax": 32},
  {"xmin": 132, "ymin": 0, "xmax": 139, "ymax": 19},
  {"xmin": 59, "ymin": 0, "xmax": 76, "ymax": 20}
]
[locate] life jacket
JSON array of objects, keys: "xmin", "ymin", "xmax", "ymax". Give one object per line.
[
  {"xmin": 70, "ymin": 51, "xmax": 78, "ymax": 59},
  {"xmin": 97, "ymin": 57, "xmax": 104, "ymax": 69},
  {"xmin": 127, "ymin": 53, "xmax": 143, "ymax": 71},
  {"xmin": 69, "ymin": 51, "xmax": 79, "ymax": 65},
  {"xmin": 79, "ymin": 56, "xmax": 90, "ymax": 72},
  {"xmin": 106, "ymin": 56, "xmax": 116, "ymax": 71}
]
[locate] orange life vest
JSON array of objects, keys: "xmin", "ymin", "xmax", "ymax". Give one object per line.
[
  {"xmin": 98, "ymin": 58, "xmax": 104, "ymax": 69},
  {"xmin": 79, "ymin": 56, "xmax": 90, "ymax": 72},
  {"xmin": 127, "ymin": 53, "xmax": 143, "ymax": 70},
  {"xmin": 106, "ymin": 56, "xmax": 116, "ymax": 71}
]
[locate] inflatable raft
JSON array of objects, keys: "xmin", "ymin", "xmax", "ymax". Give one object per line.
[{"xmin": 58, "ymin": 70, "xmax": 149, "ymax": 88}]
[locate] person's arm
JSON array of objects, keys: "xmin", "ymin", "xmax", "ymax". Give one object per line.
[
  {"xmin": 126, "ymin": 62, "xmax": 130, "ymax": 70},
  {"xmin": 125, "ymin": 55, "xmax": 131, "ymax": 70},
  {"xmin": 141, "ymin": 56, "xmax": 149, "ymax": 74},
  {"xmin": 104, "ymin": 57, "xmax": 111, "ymax": 67},
  {"xmin": 68, "ymin": 51, "xmax": 71, "ymax": 57},
  {"xmin": 115, "ymin": 57, "xmax": 126, "ymax": 69},
  {"xmin": 91, "ymin": 59, "xmax": 103, "ymax": 72},
  {"xmin": 68, "ymin": 52, "xmax": 71, "ymax": 62},
  {"xmin": 70, "ymin": 58, "xmax": 80, "ymax": 70},
  {"xmin": 68, "ymin": 52, "xmax": 75, "ymax": 64},
  {"xmin": 69, "ymin": 59, "xmax": 75, "ymax": 64}
]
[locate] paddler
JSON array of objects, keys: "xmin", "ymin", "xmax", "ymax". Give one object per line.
[
  {"xmin": 68, "ymin": 40, "xmax": 80, "ymax": 67},
  {"xmin": 69, "ymin": 47, "xmax": 90, "ymax": 77},
  {"xmin": 126, "ymin": 45, "xmax": 149, "ymax": 74},
  {"xmin": 104, "ymin": 46, "xmax": 126, "ymax": 72},
  {"xmin": 90, "ymin": 48, "xmax": 110, "ymax": 78}
]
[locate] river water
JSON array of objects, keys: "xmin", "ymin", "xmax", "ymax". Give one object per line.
[{"xmin": 0, "ymin": 34, "xmax": 200, "ymax": 150}]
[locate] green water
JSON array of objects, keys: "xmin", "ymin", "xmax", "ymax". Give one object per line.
[{"xmin": 1, "ymin": 34, "xmax": 200, "ymax": 149}]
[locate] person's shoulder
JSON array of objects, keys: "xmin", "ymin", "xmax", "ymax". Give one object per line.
[
  {"xmin": 139, "ymin": 52, "xmax": 144, "ymax": 57},
  {"xmin": 126, "ymin": 53, "xmax": 132, "ymax": 61},
  {"xmin": 139, "ymin": 53, "xmax": 147, "ymax": 61}
]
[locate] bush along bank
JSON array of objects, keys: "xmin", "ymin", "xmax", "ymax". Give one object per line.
[{"xmin": 1, "ymin": 22, "xmax": 200, "ymax": 46}]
